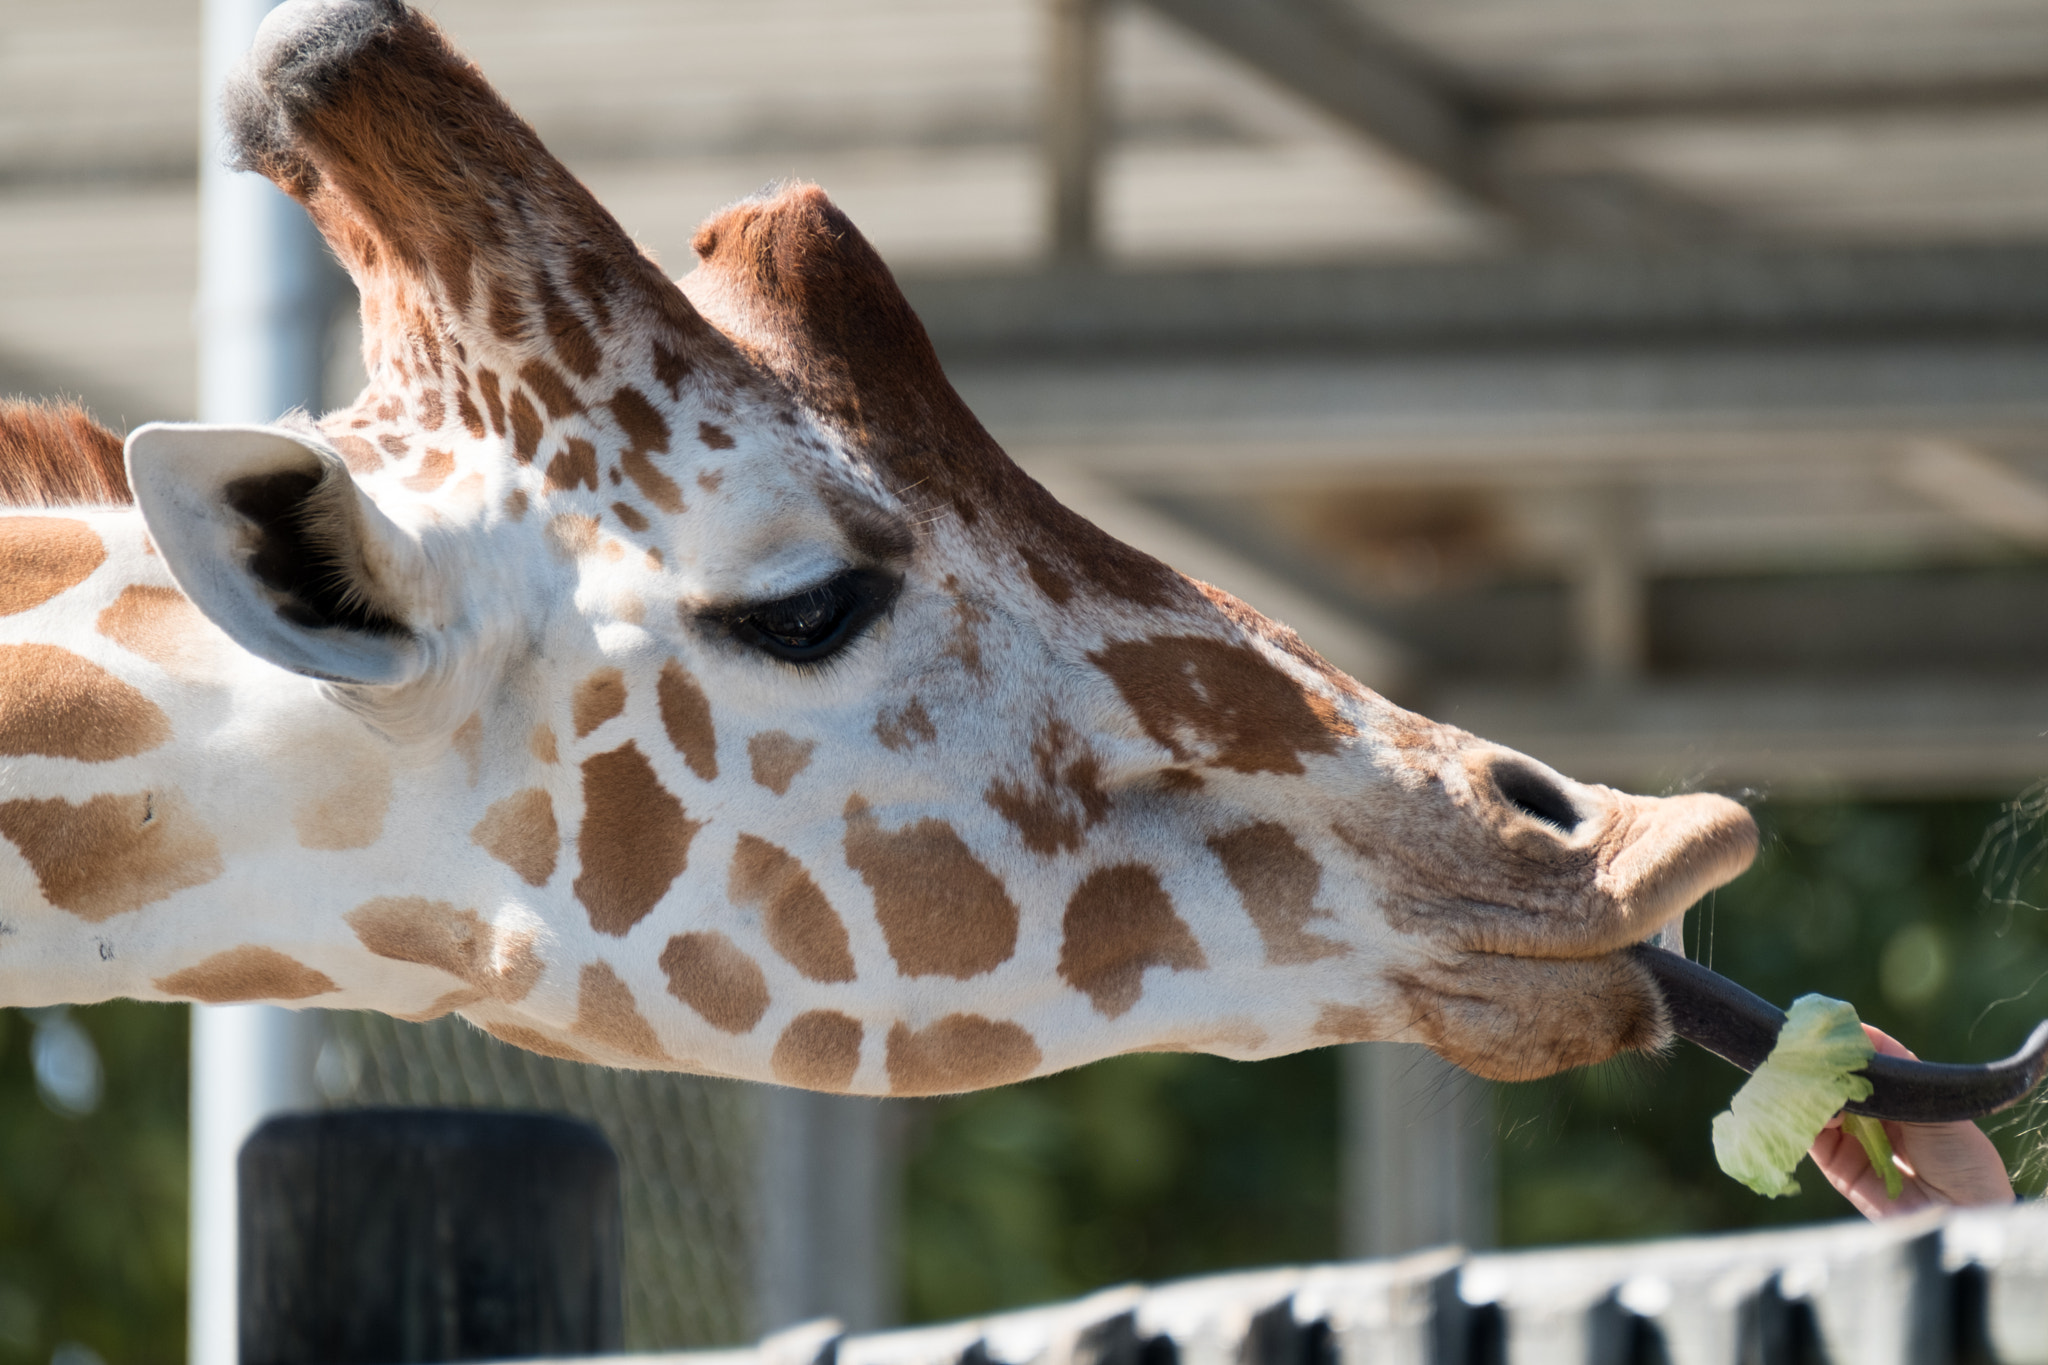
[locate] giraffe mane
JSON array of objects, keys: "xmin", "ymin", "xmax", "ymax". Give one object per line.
[{"xmin": 0, "ymin": 401, "xmax": 132, "ymax": 508}]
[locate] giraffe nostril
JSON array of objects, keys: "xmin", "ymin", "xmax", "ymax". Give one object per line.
[{"xmin": 1489, "ymin": 759, "xmax": 1583, "ymax": 833}]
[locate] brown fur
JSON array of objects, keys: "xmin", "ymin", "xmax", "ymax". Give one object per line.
[
  {"xmin": 1207, "ymin": 822, "xmax": 1348, "ymax": 965},
  {"xmin": 0, "ymin": 789, "xmax": 223, "ymax": 922},
  {"xmin": 772, "ymin": 1010, "xmax": 864, "ymax": 1090},
  {"xmin": 571, "ymin": 961, "xmax": 667, "ymax": 1061},
  {"xmin": 346, "ymin": 896, "xmax": 543, "ymax": 1001},
  {"xmin": 885, "ymin": 1014, "xmax": 1041, "ymax": 1095},
  {"xmin": 658, "ymin": 930, "xmax": 769, "ymax": 1033},
  {"xmin": 0, "ymin": 517, "xmax": 106, "ymax": 616},
  {"xmin": 0, "ymin": 403, "xmax": 130, "ymax": 508},
  {"xmin": 747, "ymin": 730, "xmax": 814, "ymax": 795},
  {"xmin": 1058, "ymin": 864, "xmax": 1207, "ymax": 1018},
  {"xmin": 656, "ymin": 659, "xmax": 718, "ymax": 781},
  {"xmin": 681, "ymin": 187, "xmax": 1193, "ymax": 613},
  {"xmin": 574, "ymin": 741, "xmax": 699, "ymax": 936},
  {"xmin": 226, "ymin": 3, "xmax": 732, "ymax": 421},
  {"xmin": 842, "ymin": 796, "xmax": 1019, "ymax": 979},
  {"xmin": 0, "ymin": 644, "xmax": 171, "ymax": 762},
  {"xmin": 728, "ymin": 834, "xmax": 855, "ymax": 983},
  {"xmin": 155, "ymin": 945, "xmax": 338, "ymax": 1003}
]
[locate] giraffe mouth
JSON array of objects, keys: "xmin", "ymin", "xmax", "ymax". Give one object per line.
[{"xmin": 1635, "ymin": 944, "xmax": 2048, "ymax": 1123}]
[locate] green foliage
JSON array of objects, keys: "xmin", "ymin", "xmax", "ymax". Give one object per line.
[
  {"xmin": 901, "ymin": 1048, "xmax": 1337, "ymax": 1322},
  {"xmin": 0, "ymin": 1004, "xmax": 188, "ymax": 1365}
]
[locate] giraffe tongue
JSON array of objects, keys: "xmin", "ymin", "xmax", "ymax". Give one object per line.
[{"xmin": 1631, "ymin": 944, "xmax": 2048, "ymax": 1123}]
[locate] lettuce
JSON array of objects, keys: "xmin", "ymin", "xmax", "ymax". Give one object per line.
[{"xmin": 1710, "ymin": 994, "xmax": 1875, "ymax": 1198}]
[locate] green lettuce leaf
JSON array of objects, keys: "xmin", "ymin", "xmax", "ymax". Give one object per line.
[
  {"xmin": 1711, "ymin": 994, "xmax": 1875, "ymax": 1198},
  {"xmin": 1841, "ymin": 1113, "xmax": 1904, "ymax": 1200}
]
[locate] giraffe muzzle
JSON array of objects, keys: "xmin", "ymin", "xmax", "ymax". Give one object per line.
[{"xmin": 1635, "ymin": 943, "xmax": 2048, "ymax": 1123}]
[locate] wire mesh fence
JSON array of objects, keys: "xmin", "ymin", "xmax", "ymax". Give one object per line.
[{"xmin": 319, "ymin": 1010, "xmax": 761, "ymax": 1350}]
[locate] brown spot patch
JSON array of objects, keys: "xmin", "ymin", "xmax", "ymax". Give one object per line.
[
  {"xmin": 1207, "ymin": 823, "xmax": 1348, "ymax": 965},
  {"xmin": 0, "ymin": 517, "xmax": 104, "ymax": 616},
  {"xmin": 0, "ymin": 789, "xmax": 222, "ymax": 921},
  {"xmin": 1312, "ymin": 1003, "xmax": 1387, "ymax": 1044},
  {"xmin": 96, "ymin": 585, "xmax": 214, "ymax": 678},
  {"xmin": 729, "ymin": 834, "xmax": 854, "ymax": 983},
  {"xmin": 609, "ymin": 387, "xmax": 685, "ymax": 513},
  {"xmin": 1058, "ymin": 864, "xmax": 1207, "ymax": 1017},
  {"xmin": 345, "ymin": 896, "xmax": 545, "ymax": 1001},
  {"xmin": 546, "ymin": 512, "xmax": 601, "ymax": 557},
  {"xmin": 697, "ymin": 468, "xmax": 723, "ymax": 492},
  {"xmin": 458, "ymin": 389, "xmax": 486, "ymax": 439},
  {"xmin": 652, "ymin": 340, "xmax": 692, "ymax": 399},
  {"xmin": 773, "ymin": 1011, "xmax": 863, "ymax": 1091},
  {"xmin": 0, "ymin": 643, "xmax": 170, "ymax": 761},
  {"xmin": 885, "ymin": 1015, "xmax": 1041, "ymax": 1095},
  {"xmin": 518, "ymin": 359, "xmax": 584, "ymax": 420},
  {"xmin": 155, "ymin": 945, "xmax": 338, "ymax": 1003},
  {"xmin": 611, "ymin": 501, "xmax": 648, "ymax": 533},
  {"xmin": 984, "ymin": 718, "xmax": 1110, "ymax": 856},
  {"xmin": 504, "ymin": 488, "xmax": 529, "ymax": 521},
  {"xmin": 470, "ymin": 787, "xmax": 559, "ymax": 887},
  {"xmin": 697, "ymin": 420, "xmax": 735, "ymax": 450},
  {"xmin": 331, "ymin": 434, "xmax": 384, "ymax": 473},
  {"xmin": 477, "ymin": 368, "xmax": 507, "ymax": 435},
  {"xmin": 293, "ymin": 754, "xmax": 394, "ymax": 851},
  {"xmin": 402, "ymin": 446, "xmax": 455, "ymax": 491},
  {"xmin": 378, "ymin": 434, "xmax": 411, "ymax": 461},
  {"xmin": 1088, "ymin": 635, "xmax": 1353, "ymax": 774},
  {"xmin": 529, "ymin": 724, "xmax": 560, "ymax": 764},
  {"xmin": 1018, "ymin": 545, "xmax": 1073, "ymax": 605},
  {"xmin": 572, "ymin": 961, "xmax": 666, "ymax": 1061},
  {"xmin": 545, "ymin": 438, "xmax": 599, "ymax": 493},
  {"xmin": 575, "ymin": 741, "xmax": 700, "ymax": 936},
  {"xmin": 572, "ymin": 667, "xmax": 626, "ymax": 738},
  {"xmin": 873, "ymin": 697, "xmax": 936, "ymax": 752},
  {"xmin": 657, "ymin": 659, "xmax": 717, "ymax": 781},
  {"xmin": 658, "ymin": 930, "xmax": 769, "ymax": 1033},
  {"xmin": 507, "ymin": 390, "xmax": 543, "ymax": 463},
  {"xmin": 418, "ymin": 387, "xmax": 446, "ymax": 429},
  {"xmin": 842, "ymin": 797, "xmax": 1018, "ymax": 979},
  {"xmin": 747, "ymin": 730, "xmax": 814, "ymax": 795},
  {"xmin": 481, "ymin": 1022, "xmax": 594, "ymax": 1063}
]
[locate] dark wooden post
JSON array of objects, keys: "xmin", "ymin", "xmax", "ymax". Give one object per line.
[{"xmin": 239, "ymin": 1108, "xmax": 624, "ymax": 1365}]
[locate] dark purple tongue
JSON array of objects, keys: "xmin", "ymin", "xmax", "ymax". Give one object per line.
[{"xmin": 1632, "ymin": 944, "xmax": 2048, "ymax": 1124}]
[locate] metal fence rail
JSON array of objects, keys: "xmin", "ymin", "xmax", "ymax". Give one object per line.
[{"xmin": 573, "ymin": 1202, "xmax": 2046, "ymax": 1365}]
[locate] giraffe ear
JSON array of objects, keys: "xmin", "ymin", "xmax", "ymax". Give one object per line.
[{"xmin": 125, "ymin": 422, "xmax": 431, "ymax": 686}]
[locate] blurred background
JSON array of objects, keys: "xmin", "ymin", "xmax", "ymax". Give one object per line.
[{"xmin": 7, "ymin": 0, "xmax": 2048, "ymax": 1362}]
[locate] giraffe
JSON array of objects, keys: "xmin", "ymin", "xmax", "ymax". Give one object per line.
[{"xmin": 0, "ymin": 0, "xmax": 1762, "ymax": 1098}]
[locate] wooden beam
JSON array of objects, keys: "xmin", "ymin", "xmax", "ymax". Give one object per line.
[
  {"xmin": 1135, "ymin": 0, "xmax": 1480, "ymax": 197},
  {"xmin": 1044, "ymin": 0, "xmax": 1108, "ymax": 264},
  {"xmin": 1894, "ymin": 440, "xmax": 2048, "ymax": 552}
]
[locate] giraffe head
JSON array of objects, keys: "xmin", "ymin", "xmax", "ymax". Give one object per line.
[{"xmin": 0, "ymin": 0, "xmax": 1756, "ymax": 1092}]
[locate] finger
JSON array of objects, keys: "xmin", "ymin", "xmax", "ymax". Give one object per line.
[{"xmin": 1861, "ymin": 1023, "xmax": 1920, "ymax": 1062}]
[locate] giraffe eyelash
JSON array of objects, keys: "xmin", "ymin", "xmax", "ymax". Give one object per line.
[{"xmin": 705, "ymin": 567, "xmax": 900, "ymax": 666}]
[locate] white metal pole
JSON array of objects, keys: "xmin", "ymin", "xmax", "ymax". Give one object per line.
[{"xmin": 189, "ymin": 4, "xmax": 335, "ymax": 1365}]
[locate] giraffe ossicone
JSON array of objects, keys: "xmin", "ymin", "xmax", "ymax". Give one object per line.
[{"xmin": 0, "ymin": 0, "xmax": 1759, "ymax": 1095}]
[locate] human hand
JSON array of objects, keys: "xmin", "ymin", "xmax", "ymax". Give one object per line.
[{"xmin": 1807, "ymin": 1024, "xmax": 2014, "ymax": 1219}]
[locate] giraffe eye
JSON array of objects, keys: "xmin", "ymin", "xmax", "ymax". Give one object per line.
[{"xmin": 724, "ymin": 569, "xmax": 898, "ymax": 664}]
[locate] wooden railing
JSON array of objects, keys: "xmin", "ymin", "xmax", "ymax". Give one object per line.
[{"xmin": 630, "ymin": 1202, "xmax": 2046, "ymax": 1365}]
